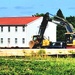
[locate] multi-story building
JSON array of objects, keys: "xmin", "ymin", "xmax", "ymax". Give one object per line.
[{"xmin": 0, "ymin": 16, "xmax": 56, "ymax": 48}]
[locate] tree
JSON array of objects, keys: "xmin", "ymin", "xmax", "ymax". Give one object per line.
[
  {"xmin": 32, "ymin": 13, "xmax": 44, "ymax": 17},
  {"xmin": 66, "ymin": 16, "xmax": 75, "ymax": 28},
  {"xmin": 56, "ymin": 9, "xmax": 64, "ymax": 18},
  {"xmin": 56, "ymin": 9, "xmax": 66, "ymax": 41}
]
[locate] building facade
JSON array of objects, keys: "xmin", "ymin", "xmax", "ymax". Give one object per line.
[
  {"xmin": 0, "ymin": 16, "xmax": 56, "ymax": 48},
  {"xmin": 0, "ymin": 25, "xmax": 26, "ymax": 47}
]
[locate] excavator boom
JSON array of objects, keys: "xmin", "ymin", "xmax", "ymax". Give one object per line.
[
  {"xmin": 38, "ymin": 12, "xmax": 52, "ymax": 39},
  {"xmin": 50, "ymin": 13, "xmax": 74, "ymax": 33}
]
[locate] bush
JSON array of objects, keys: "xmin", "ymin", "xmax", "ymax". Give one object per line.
[{"xmin": 38, "ymin": 49, "xmax": 46, "ymax": 56}]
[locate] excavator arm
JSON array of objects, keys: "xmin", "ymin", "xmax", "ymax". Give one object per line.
[
  {"xmin": 38, "ymin": 12, "xmax": 52, "ymax": 40},
  {"xmin": 50, "ymin": 13, "xmax": 74, "ymax": 33},
  {"xmin": 39, "ymin": 12, "xmax": 74, "ymax": 36}
]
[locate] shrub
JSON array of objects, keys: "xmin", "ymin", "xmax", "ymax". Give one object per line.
[{"xmin": 38, "ymin": 49, "xmax": 46, "ymax": 57}]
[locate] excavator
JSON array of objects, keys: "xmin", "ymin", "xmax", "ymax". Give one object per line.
[{"xmin": 29, "ymin": 12, "xmax": 75, "ymax": 49}]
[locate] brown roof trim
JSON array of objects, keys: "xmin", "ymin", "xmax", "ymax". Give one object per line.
[{"xmin": 0, "ymin": 24, "xmax": 27, "ymax": 26}]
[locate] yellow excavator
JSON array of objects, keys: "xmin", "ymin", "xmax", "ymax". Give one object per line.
[
  {"xmin": 29, "ymin": 12, "xmax": 75, "ymax": 49},
  {"xmin": 29, "ymin": 12, "xmax": 52, "ymax": 49}
]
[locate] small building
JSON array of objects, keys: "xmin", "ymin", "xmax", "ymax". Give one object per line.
[{"xmin": 0, "ymin": 16, "xmax": 56, "ymax": 48}]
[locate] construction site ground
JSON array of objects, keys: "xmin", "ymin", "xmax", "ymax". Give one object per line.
[{"xmin": 0, "ymin": 49, "xmax": 75, "ymax": 56}]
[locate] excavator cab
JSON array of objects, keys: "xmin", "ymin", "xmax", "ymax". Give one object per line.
[
  {"xmin": 33, "ymin": 35, "xmax": 41, "ymax": 42},
  {"xmin": 65, "ymin": 33, "xmax": 73, "ymax": 44},
  {"xmin": 33, "ymin": 35, "xmax": 50, "ymax": 48},
  {"xmin": 65, "ymin": 33, "xmax": 75, "ymax": 48}
]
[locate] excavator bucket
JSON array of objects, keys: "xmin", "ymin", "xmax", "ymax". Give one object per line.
[{"xmin": 29, "ymin": 41, "xmax": 35, "ymax": 49}]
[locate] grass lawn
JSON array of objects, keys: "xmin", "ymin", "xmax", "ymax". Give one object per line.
[{"xmin": 0, "ymin": 57, "xmax": 75, "ymax": 75}]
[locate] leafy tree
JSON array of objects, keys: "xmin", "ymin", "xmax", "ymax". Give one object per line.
[
  {"xmin": 32, "ymin": 13, "xmax": 44, "ymax": 17},
  {"xmin": 66, "ymin": 16, "xmax": 75, "ymax": 28},
  {"xmin": 56, "ymin": 9, "xmax": 66, "ymax": 41}
]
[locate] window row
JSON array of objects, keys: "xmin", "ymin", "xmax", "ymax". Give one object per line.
[
  {"xmin": 0, "ymin": 38, "xmax": 25, "ymax": 44},
  {"xmin": 0, "ymin": 26, "xmax": 25, "ymax": 32}
]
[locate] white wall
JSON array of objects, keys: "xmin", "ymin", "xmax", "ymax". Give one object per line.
[
  {"xmin": 0, "ymin": 26, "xmax": 26, "ymax": 47},
  {"xmin": 44, "ymin": 22, "xmax": 56, "ymax": 42}
]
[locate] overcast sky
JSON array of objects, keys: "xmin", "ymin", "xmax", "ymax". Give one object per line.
[{"xmin": 0, "ymin": 0, "xmax": 75, "ymax": 17}]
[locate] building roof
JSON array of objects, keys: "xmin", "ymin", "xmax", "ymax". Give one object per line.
[{"xmin": 0, "ymin": 16, "xmax": 40, "ymax": 26}]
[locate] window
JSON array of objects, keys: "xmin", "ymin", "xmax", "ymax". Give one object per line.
[
  {"xmin": 8, "ymin": 26, "xmax": 10, "ymax": 32},
  {"xmin": 1, "ymin": 38, "xmax": 3, "ymax": 43},
  {"xmin": 23, "ymin": 26, "xmax": 25, "ymax": 32},
  {"xmin": 8, "ymin": 38, "xmax": 10, "ymax": 44},
  {"xmin": 1, "ymin": 26, "xmax": 3, "ymax": 32},
  {"xmin": 15, "ymin": 38, "xmax": 17, "ymax": 44},
  {"xmin": 15, "ymin": 26, "xmax": 17, "ymax": 32},
  {"xmin": 22, "ymin": 38, "xmax": 25, "ymax": 43}
]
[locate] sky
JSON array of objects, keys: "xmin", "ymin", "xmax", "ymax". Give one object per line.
[{"xmin": 0, "ymin": 0, "xmax": 75, "ymax": 17}]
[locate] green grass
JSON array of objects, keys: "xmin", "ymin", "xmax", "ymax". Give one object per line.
[{"xmin": 0, "ymin": 57, "xmax": 75, "ymax": 75}]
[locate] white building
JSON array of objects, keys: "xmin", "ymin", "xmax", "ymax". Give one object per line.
[{"xmin": 0, "ymin": 16, "xmax": 56, "ymax": 48}]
